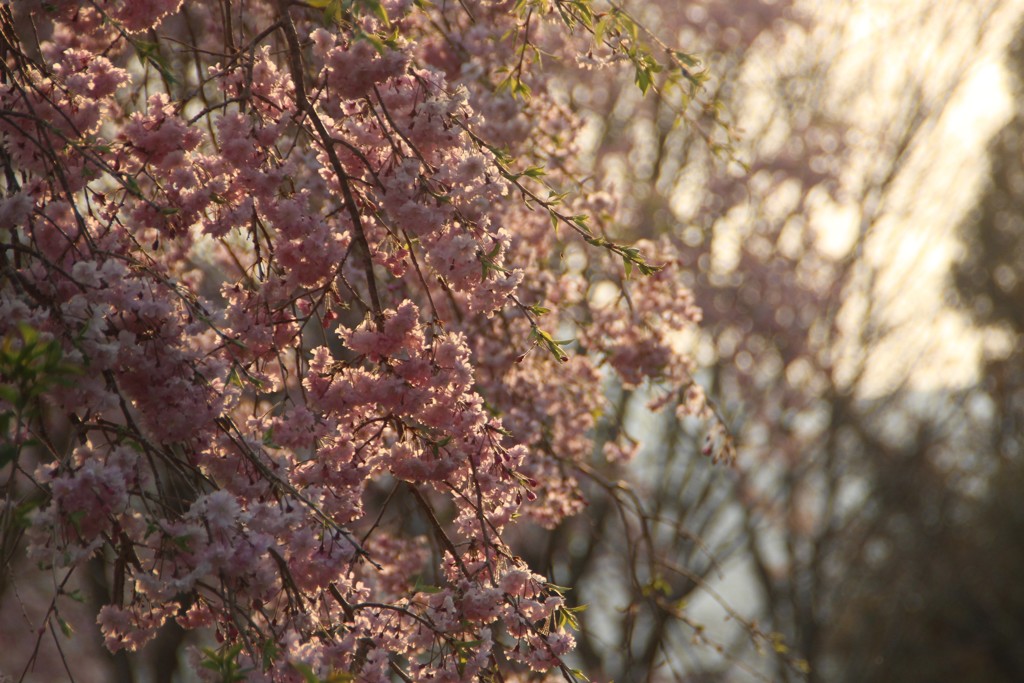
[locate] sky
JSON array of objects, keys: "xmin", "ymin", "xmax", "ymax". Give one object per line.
[{"xmin": 820, "ymin": 0, "xmax": 1024, "ymax": 396}]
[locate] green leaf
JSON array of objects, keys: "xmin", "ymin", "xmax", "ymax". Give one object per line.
[
  {"xmin": 13, "ymin": 499, "xmax": 41, "ymax": 528},
  {"xmin": 363, "ymin": 0, "xmax": 390, "ymax": 26},
  {"xmin": 412, "ymin": 576, "xmax": 443, "ymax": 594},
  {"xmin": 0, "ymin": 442, "xmax": 19, "ymax": 470},
  {"xmin": 261, "ymin": 639, "xmax": 280, "ymax": 670},
  {"xmin": 68, "ymin": 510, "xmax": 86, "ymax": 534},
  {"xmin": 522, "ymin": 165, "xmax": 546, "ymax": 178},
  {"xmin": 124, "ymin": 175, "xmax": 141, "ymax": 196},
  {"xmin": 0, "ymin": 385, "xmax": 18, "ymax": 404},
  {"xmin": 636, "ymin": 67, "xmax": 651, "ymax": 94},
  {"xmin": 674, "ymin": 50, "xmax": 701, "ymax": 68},
  {"xmin": 568, "ymin": 668, "xmax": 591, "ymax": 682},
  {"xmin": 323, "ymin": 0, "xmax": 344, "ymax": 25},
  {"xmin": 56, "ymin": 615, "xmax": 74, "ymax": 638},
  {"xmin": 290, "ymin": 661, "xmax": 320, "ymax": 683},
  {"xmin": 513, "ymin": 77, "xmax": 532, "ymax": 100},
  {"xmin": 530, "ymin": 327, "xmax": 571, "ymax": 363},
  {"xmin": 227, "ymin": 368, "xmax": 244, "ymax": 389}
]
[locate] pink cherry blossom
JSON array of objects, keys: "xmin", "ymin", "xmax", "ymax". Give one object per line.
[{"xmin": 0, "ymin": 0, "xmax": 727, "ymax": 679}]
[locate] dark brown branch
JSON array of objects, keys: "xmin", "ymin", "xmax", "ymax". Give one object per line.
[{"xmin": 275, "ymin": 1, "xmax": 385, "ymax": 327}]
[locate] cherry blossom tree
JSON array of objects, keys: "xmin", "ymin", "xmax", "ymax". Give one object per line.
[{"xmin": 0, "ymin": 0, "xmax": 735, "ymax": 681}]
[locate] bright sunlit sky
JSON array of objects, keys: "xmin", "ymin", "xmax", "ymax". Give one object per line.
[{"xmin": 807, "ymin": 0, "xmax": 1023, "ymax": 396}]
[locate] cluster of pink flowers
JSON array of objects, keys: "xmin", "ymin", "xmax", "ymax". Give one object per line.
[{"xmin": 0, "ymin": 0, "xmax": 721, "ymax": 680}]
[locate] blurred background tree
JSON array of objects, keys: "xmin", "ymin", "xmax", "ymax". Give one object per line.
[
  {"xmin": 507, "ymin": 1, "xmax": 1024, "ymax": 681},
  {"xmin": 817, "ymin": 17, "xmax": 1024, "ymax": 683}
]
